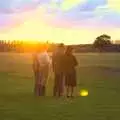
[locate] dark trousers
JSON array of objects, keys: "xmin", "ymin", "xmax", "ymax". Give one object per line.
[{"xmin": 53, "ymin": 72, "xmax": 64, "ymax": 96}]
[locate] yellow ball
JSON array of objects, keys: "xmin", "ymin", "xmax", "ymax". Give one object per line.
[{"xmin": 79, "ymin": 89, "xmax": 88, "ymax": 96}]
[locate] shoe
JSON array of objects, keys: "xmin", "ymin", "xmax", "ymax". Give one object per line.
[
  {"xmin": 41, "ymin": 86, "xmax": 46, "ymax": 96},
  {"xmin": 71, "ymin": 96, "xmax": 74, "ymax": 98},
  {"xmin": 67, "ymin": 95, "xmax": 70, "ymax": 98}
]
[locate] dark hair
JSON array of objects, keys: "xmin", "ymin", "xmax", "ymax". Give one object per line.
[
  {"xmin": 65, "ymin": 46, "xmax": 73, "ymax": 55},
  {"xmin": 58, "ymin": 43, "xmax": 64, "ymax": 48}
]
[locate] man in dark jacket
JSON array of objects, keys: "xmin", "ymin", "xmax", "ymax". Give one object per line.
[{"xmin": 52, "ymin": 43, "xmax": 65, "ymax": 97}]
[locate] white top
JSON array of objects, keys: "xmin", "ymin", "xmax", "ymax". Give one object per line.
[{"xmin": 38, "ymin": 51, "xmax": 51, "ymax": 66}]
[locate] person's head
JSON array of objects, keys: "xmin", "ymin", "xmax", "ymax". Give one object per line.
[
  {"xmin": 57, "ymin": 43, "xmax": 65, "ymax": 54},
  {"xmin": 65, "ymin": 46, "xmax": 73, "ymax": 55}
]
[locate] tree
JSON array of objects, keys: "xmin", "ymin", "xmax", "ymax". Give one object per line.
[{"xmin": 93, "ymin": 34, "xmax": 112, "ymax": 52}]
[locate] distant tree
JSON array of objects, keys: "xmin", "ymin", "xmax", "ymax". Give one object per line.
[
  {"xmin": 7, "ymin": 40, "xmax": 11, "ymax": 52},
  {"xmin": 0, "ymin": 40, "xmax": 4, "ymax": 52},
  {"xmin": 93, "ymin": 34, "xmax": 112, "ymax": 52}
]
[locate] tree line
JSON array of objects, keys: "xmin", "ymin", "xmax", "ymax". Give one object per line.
[
  {"xmin": 0, "ymin": 34, "xmax": 120, "ymax": 53},
  {"xmin": 0, "ymin": 40, "xmax": 57, "ymax": 52}
]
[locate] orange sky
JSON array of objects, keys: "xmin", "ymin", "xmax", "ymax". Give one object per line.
[{"xmin": 0, "ymin": 0, "xmax": 120, "ymax": 45}]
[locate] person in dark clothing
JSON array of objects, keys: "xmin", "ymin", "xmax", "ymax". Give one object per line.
[
  {"xmin": 63, "ymin": 46, "xmax": 78, "ymax": 98},
  {"xmin": 52, "ymin": 43, "xmax": 65, "ymax": 97}
]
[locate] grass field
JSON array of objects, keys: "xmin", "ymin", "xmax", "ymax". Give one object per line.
[{"xmin": 0, "ymin": 53, "xmax": 120, "ymax": 120}]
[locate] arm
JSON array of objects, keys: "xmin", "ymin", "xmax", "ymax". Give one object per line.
[
  {"xmin": 52, "ymin": 55, "xmax": 55, "ymax": 72},
  {"xmin": 73, "ymin": 55, "xmax": 78, "ymax": 66},
  {"xmin": 32, "ymin": 54, "xmax": 39, "ymax": 71},
  {"xmin": 52, "ymin": 53, "xmax": 57, "ymax": 72}
]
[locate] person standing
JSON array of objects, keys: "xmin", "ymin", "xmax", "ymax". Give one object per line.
[
  {"xmin": 38, "ymin": 45, "xmax": 51, "ymax": 96},
  {"xmin": 33, "ymin": 44, "xmax": 51, "ymax": 96},
  {"xmin": 63, "ymin": 46, "xmax": 78, "ymax": 98},
  {"xmin": 52, "ymin": 43, "xmax": 65, "ymax": 97}
]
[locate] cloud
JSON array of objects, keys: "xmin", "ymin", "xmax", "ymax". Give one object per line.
[
  {"xmin": 71, "ymin": 0, "xmax": 107, "ymax": 12},
  {"xmin": 0, "ymin": 0, "xmax": 49, "ymax": 14},
  {"xmin": 0, "ymin": 4, "xmax": 120, "ymax": 44},
  {"xmin": 0, "ymin": 5, "xmax": 47, "ymax": 32},
  {"xmin": 52, "ymin": 0, "xmax": 107, "ymax": 21},
  {"xmin": 47, "ymin": 0, "xmax": 120, "ymax": 28},
  {"xmin": 0, "ymin": 0, "xmax": 120, "ymax": 44},
  {"xmin": 60, "ymin": 0, "xmax": 85, "ymax": 11}
]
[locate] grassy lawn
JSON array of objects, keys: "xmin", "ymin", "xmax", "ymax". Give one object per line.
[{"xmin": 0, "ymin": 53, "xmax": 120, "ymax": 120}]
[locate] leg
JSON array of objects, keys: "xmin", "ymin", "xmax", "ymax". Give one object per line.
[
  {"xmin": 41, "ymin": 85, "xmax": 45, "ymax": 96},
  {"xmin": 35, "ymin": 84, "xmax": 42, "ymax": 96},
  {"xmin": 70, "ymin": 86, "xmax": 74, "ymax": 97},
  {"xmin": 59, "ymin": 81, "xmax": 64, "ymax": 96},
  {"xmin": 58, "ymin": 74, "xmax": 62, "ymax": 97},
  {"xmin": 65, "ymin": 74, "xmax": 70, "ymax": 97},
  {"xmin": 34, "ymin": 84, "xmax": 38, "ymax": 96},
  {"xmin": 41, "ymin": 65, "xmax": 49, "ymax": 96},
  {"xmin": 41, "ymin": 79, "xmax": 46, "ymax": 96},
  {"xmin": 53, "ymin": 74, "xmax": 58, "ymax": 96},
  {"xmin": 70, "ymin": 71, "xmax": 76, "ymax": 98},
  {"xmin": 38, "ymin": 84, "xmax": 42, "ymax": 96},
  {"xmin": 58, "ymin": 73, "xmax": 64, "ymax": 97},
  {"xmin": 34, "ymin": 70, "xmax": 40, "ymax": 96},
  {"xmin": 34, "ymin": 71, "xmax": 37, "ymax": 95},
  {"xmin": 53, "ymin": 84, "xmax": 57, "ymax": 96},
  {"xmin": 66, "ymin": 86, "xmax": 70, "ymax": 98},
  {"xmin": 38, "ymin": 72, "xmax": 43, "ymax": 96},
  {"xmin": 40, "ymin": 80, "xmax": 45, "ymax": 96}
]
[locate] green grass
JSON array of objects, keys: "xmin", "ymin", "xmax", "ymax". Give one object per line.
[{"xmin": 0, "ymin": 53, "xmax": 120, "ymax": 120}]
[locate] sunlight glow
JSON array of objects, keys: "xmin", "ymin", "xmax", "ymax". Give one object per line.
[
  {"xmin": 108, "ymin": 0, "xmax": 120, "ymax": 12},
  {"xmin": 0, "ymin": 0, "xmax": 120, "ymax": 44}
]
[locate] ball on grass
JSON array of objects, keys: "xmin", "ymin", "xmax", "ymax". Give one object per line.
[{"xmin": 79, "ymin": 89, "xmax": 88, "ymax": 96}]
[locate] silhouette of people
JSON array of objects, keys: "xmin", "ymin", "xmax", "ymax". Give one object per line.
[{"xmin": 33, "ymin": 43, "xmax": 78, "ymax": 98}]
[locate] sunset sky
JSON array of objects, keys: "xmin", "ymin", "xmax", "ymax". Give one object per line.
[{"xmin": 0, "ymin": 0, "xmax": 120, "ymax": 44}]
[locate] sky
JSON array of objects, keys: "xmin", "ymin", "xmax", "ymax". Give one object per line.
[{"xmin": 0, "ymin": 0, "xmax": 120, "ymax": 44}]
